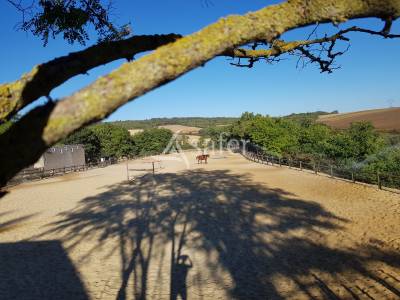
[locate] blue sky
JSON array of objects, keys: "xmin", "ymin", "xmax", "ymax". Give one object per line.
[{"xmin": 0, "ymin": 0, "xmax": 399, "ymax": 120}]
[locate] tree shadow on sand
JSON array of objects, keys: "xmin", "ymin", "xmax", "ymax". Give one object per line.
[
  {"xmin": 39, "ymin": 169, "xmax": 400, "ymax": 299},
  {"xmin": 0, "ymin": 240, "xmax": 89, "ymax": 300}
]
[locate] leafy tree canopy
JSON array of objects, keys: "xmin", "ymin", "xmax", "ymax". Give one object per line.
[
  {"xmin": 9, "ymin": 0, "xmax": 130, "ymax": 45},
  {"xmin": 132, "ymin": 128, "xmax": 173, "ymax": 156},
  {"xmin": 62, "ymin": 127, "xmax": 101, "ymax": 163},
  {"xmin": 91, "ymin": 123, "xmax": 135, "ymax": 158},
  {"xmin": 230, "ymin": 113, "xmax": 388, "ymax": 165}
]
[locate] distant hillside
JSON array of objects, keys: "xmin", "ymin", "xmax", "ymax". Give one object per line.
[
  {"xmin": 109, "ymin": 108, "xmax": 400, "ymax": 132},
  {"xmin": 110, "ymin": 117, "xmax": 239, "ymax": 129},
  {"xmin": 283, "ymin": 111, "xmax": 338, "ymax": 121},
  {"xmin": 158, "ymin": 125, "xmax": 201, "ymax": 135},
  {"xmin": 317, "ymin": 107, "xmax": 400, "ymax": 131}
]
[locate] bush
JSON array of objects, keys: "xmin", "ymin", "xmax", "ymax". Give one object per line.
[
  {"xmin": 91, "ymin": 123, "xmax": 135, "ymax": 158},
  {"xmin": 62, "ymin": 127, "xmax": 101, "ymax": 163},
  {"xmin": 132, "ymin": 128, "xmax": 173, "ymax": 156},
  {"xmin": 229, "ymin": 113, "xmax": 399, "ymax": 187}
]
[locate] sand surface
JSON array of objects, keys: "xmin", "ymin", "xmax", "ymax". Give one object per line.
[{"xmin": 1, "ymin": 151, "xmax": 400, "ymax": 299}]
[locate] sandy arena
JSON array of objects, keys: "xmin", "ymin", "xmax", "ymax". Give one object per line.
[{"xmin": 0, "ymin": 151, "xmax": 400, "ymax": 299}]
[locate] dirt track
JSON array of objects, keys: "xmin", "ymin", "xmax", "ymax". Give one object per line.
[{"xmin": 1, "ymin": 151, "xmax": 400, "ymax": 299}]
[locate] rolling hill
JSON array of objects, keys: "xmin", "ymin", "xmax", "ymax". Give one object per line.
[
  {"xmin": 157, "ymin": 125, "xmax": 201, "ymax": 135},
  {"xmin": 110, "ymin": 117, "xmax": 239, "ymax": 129},
  {"xmin": 317, "ymin": 107, "xmax": 400, "ymax": 131}
]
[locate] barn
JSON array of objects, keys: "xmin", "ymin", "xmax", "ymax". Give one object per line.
[{"xmin": 34, "ymin": 145, "xmax": 85, "ymax": 170}]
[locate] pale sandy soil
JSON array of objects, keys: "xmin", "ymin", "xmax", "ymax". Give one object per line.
[
  {"xmin": 158, "ymin": 125, "xmax": 202, "ymax": 135},
  {"xmin": 186, "ymin": 134, "xmax": 201, "ymax": 144},
  {"xmin": 128, "ymin": 129, "xmax": 144, "ymax": 136},
  {"xmin": 1, "ymin": 151, "xmax": 400, "ymax": 300},
  {"xmin": 186, "ymin": 135, "xmax": 211, "ymax": 148}
]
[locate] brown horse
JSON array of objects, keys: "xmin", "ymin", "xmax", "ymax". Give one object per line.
[{"xmin": 196, "ymin": 154, "xmax": 210, "ymax": 164}]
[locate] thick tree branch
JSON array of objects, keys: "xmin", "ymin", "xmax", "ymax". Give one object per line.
[
  {"xmin": 1, "ymin": 0, "xmax": 400, "ymax": 187},
  {"xmin": 227, "ymin": 24, "xmax": 400, "ymax": 69},
  {"xmin": 0, "ymin": 34, "xmax": 334, "ymax": 122},
  {"xmin": 0, "ymin": 34, "xmax": 181, "ymax": 122},
  {"xmin": 224, "ymin": 34, "xmax": 348, "ymax": 59},
  {"xmin": 2, "ymin": 20, "xmax": 399, "ymax": 123}
]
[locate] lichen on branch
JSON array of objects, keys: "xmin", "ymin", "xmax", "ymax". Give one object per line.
[{"xmin": 0, "ymin": 34, "xmax": 181, "ymax": 123}]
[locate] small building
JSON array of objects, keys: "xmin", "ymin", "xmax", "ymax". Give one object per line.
[{"xmin": 34, "ymin": 145, "xmax": 85, "ymax": 170}]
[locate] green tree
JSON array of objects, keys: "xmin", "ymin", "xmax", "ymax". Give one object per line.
[
  {"xmin": 298, "ymin": 123, "xmax": 332, "ymax": 162},
  {"xmin": 230, "ymin": 112, "xmax": 259, "ymax": 140},
  {"xmin": 132, "ymin": 128, "xmax": 173, "ymax": 156},
  {"xmin": 200, "ymin": 126, "xmax": 230, "ymax": 148},
  {"xmin": 9, "ymin": 0, "xmax": 129, "ymax": 45},
  {"xmin": 232, "ymin": 115, "xmax": 300, "ymax": 158},
  {"xmin": 346, "ymin": 122, "xmax": 384, "ymax": 161},
  {"xmin": 92, "ymin": 124, "xmax": 135, "ymax": 158},
  {"xmin": 362, "ymin": 146, "xmax": 400, "ymax": 175},
  {"xmin": 62, "ymin": 127, "xmax": 101, "ymax": 163},
  {"xmin": 325, "ymin": 131, "xmax": 355, "ymax": 163}
]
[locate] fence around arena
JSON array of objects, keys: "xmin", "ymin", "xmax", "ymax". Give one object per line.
[
  {"xmin": 7, "ymin": 150, "xmax": 193, "ymax": 187},
  {"xmin": 236, "ymin": 143, "xmax": 400, "ymax": 191},
  {"xmin": 7, "ymin": 160, "xmax": 114, "ymax": 186}
]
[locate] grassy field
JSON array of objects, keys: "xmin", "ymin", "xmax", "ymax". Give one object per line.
[
  {"xmin": 157, "ymin": 124, "xmax": 202, "ymax": 135},
  {"xmin": 1, "ymin": 151, "xmax": 400, "ymax": 299},
  {"xmin": 317, "ymin": 107, "xmax": 400, "ymax": 131}
]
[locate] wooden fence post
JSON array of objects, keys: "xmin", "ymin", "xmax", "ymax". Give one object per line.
[
  {"xmin": 279, "ymin": 158, "xmax": 281, "ymax": 167},
  {"xmin": 314, "ymin": 163, "xmax": 317, "ymax": 175},
  {"xmin": 377, "ymin": 171, "xmax": 382, "ymax": 189},
  {"xmin": 300, "ymin": 161, "xmax": 302, "ymax": 171},
  {"xmin": 351, "ymin": 172, "xmax": 355, "ymax": 183},
  {"xmin": 330, "ymin": 165, "xmax": 333, "ymax": 178}
]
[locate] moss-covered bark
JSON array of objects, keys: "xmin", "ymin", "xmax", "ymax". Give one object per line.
[
  {"xmin": 1, "ymin": 0, "xmax": 400, "ymax": 187},
  {"xmin": 0, "ymin": 34, "xmax": 181, "ymax": 122}
]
